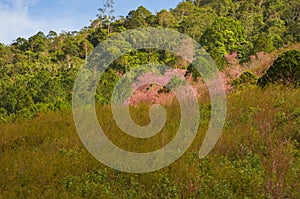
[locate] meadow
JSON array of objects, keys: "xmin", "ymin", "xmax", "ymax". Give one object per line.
[{"xmin": 1, "ymin": 86, "xmax": 300, "ymax": 198}]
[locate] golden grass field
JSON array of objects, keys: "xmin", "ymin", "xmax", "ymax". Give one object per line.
[{"xmin": 1, "ymin": 86, "xmax": 300, "ymax": 198}]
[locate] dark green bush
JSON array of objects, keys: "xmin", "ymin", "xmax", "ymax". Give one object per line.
[
  {"xmin": 232, "ymin": 71, "xmax": 258, "ymax": 89},
  {"xmin": 258, "ymin": 50, "xmax": 300, "ymax": 87}
]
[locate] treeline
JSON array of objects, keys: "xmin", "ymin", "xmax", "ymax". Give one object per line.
[{"xmin": 1, "ymin": 0, "xmax": 300, "ymax": 121}]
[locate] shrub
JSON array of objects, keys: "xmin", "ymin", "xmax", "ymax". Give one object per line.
[
  {"xmin": 258, "ymin": 50, "xmax": 300, "ymax": 87},
  {"xmin": 232, "ymin": 71, "xmax": 258, "ymax": 89}
]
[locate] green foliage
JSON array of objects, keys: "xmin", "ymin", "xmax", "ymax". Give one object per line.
[
  {"xmin": 0, "ymin": 68, "xmax": 75, "ymax": 120},
  {"xmin": 87, "ymin": 28, "xmax": 108, "ymax": 47},
  {"xmin": 12, "ymin": 37, "xmax": 30, "ymax": 52},
  {"xmin": 1, "ymin": 88, "xmax": 300, "ymax": 198},
  {"xmin": 157, "ymin": 9, "xmax": 177, "ymax": 28},
  {"xmin": 232, "ymin": 71, "xmax": 259, "ymax": 89},
  {"xmin": 114, "ymin": 50, "xmax": 153, "ymax": 73},
  {"xmin": 125, "ymin": 6, "xmax": 152, "ymax": 29},
  {"xmin": 283, "ymin": 0, "xmax": 300, "ymax": 42},
  {"xmin": 258, "ymin": 50, "xmax": 300, "ymax": 87},
  {"xmin": 28, "ymin": 31, "xmax": 47, "ymax": 52},
  {"xmin": 64, "ymin": 169, "xmax": 112, "ymax": 198},
  {"xmin": 197, "ymin": 155, "xmax": 264, "ymax": 198},
  {"xmin": 186, "ymin": 54, "xmax": 216, "ymax": 81},
  {"xmin": 157, "ymin": 174, "xmax": 179, "ymax": 198},
  {"xmin": 200, "ymin": 0, "xmax": 235, "ymax": 16},
  {"xmin": 180, "ymin": 7, "xmax": 217, "ymax": 41},
  {"xmin": 171, "ymin": 2, "xmax": 196, "ymax": 22},
  {"xmin": 1, "ymin": 1, "xmax": 300, "ymax": 197},
  {"xmin": 200, "ymin": 17, "xmax": 250, "ymax": 69},
  {"xmin": 252, "ymin": 33, "xmax": 276, "ymax": 54},
  {"xmin": 266, "ymin": 18, "xmax": 286, "ymax": 48},
  {"xmin": 96, "ymin": 68, "xmax": 119, "ymax": 104}
]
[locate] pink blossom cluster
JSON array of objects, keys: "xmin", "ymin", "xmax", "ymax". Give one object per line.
[
  {"xmin": 124, "ymin": 51, "xmax": 280, "ymax": 105},
  {"xmin": 224, "ymin": 52, "xmax": 239, "ymax": 65},
  {"xmin": 249, "ymin": 52, "xmax": 275, "ymax": 76},
  {"xmin": 127, "ymin": 69, "xmax": 188, "ymax": 106}
]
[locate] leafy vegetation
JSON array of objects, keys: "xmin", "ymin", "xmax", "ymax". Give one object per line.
[
  {"xmin": 1, "ymin": 0, "xmax": 300, "ymax": 198},
  {"xmin": 258, "ymin": 50, "xmax": 300, "ymax": 87},
  {"xmin": 232, "ymin": 71, "xmax": 258, "ymax": 89},
  {"xmin": 1, "ymin": 87, "xmax": 300, "ymax": 198},
  {"xmin": 1, "ymin": 0, "xmax": 300, "ymax": 120}
]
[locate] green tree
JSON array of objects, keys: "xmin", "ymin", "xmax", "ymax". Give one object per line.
[
  {"xmin": 146, "ymin": 15, "xmax": 158, "ymax": 27},
  {"xmin": 87, "ymin": 28, "xmax": 108, "ymax": 47},
  {"xmin": 233, "ymin": 0, "xmax": 264, "ymax": 40},
  {"xmin": 171, "ymin": 2, "xmax": 196, "ymax": 22},
  {"xmin": 96, "ymin": 68, "xmax": 119, "ymax": 104},
  {"xmin": 97, "ymin": 0, "xmax": 115, "ymax": 34},
  {"xmin": 61, "ymin": 32, "xmax": 82, "ymax": 68},
  {"xmin": 266, "ymin": 18, "xmax": 286, "ymax": 48},
  {"xmin": 157, "ymin": 10, "xmax": 177, "ymax": 28},
  {"xmin": 180, "ymin": 7, "xmax": 217, "ymax": 41},
  {"xmin": 12, "ymin": 37, "xmax": 30, "ymax": 52},
  {"xmin": 258, "ymin": 50, "xmax": 300, "ymax": 87},
  {"xmin": 283, "ymin": 0, "xmax": 300, "ymax": 42},
  {"xmin": 28, "ymin": 31, "xmax": 47, "ymax": 52},
  {"xmin": 47, "ymin": 30, "xmax": 58, "ymax": 39},
  {"xmin": 252, "ymin": 33, "xmax": 275, "ymax": 54},
  {"xmin": 200, "ymin": 0, "xmax": 235, "ymax": 16},
  {"xmin": 81, "ymin": 39, "xmax": 94, "ymax": 64},
  {"xmin": 125, "ymin": 6, "xmax": 152, "ymax": 29},
  {"xmin": 200, "ymin": 17, "xmax": 250, "ymax": 69}
]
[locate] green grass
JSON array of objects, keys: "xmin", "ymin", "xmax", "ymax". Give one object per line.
[{"xmin": 1, "ymin": 86, "xmax": 300, "ymax": 198}]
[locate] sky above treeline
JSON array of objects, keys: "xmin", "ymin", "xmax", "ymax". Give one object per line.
[{"xmin": 0, "ymin": 0, "xmax": 182, "ymax": 44}]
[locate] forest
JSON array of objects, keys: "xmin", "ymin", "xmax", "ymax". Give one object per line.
[{"xmin": 1, "ymin": 0, "xmax": 300, "ymax": 198}]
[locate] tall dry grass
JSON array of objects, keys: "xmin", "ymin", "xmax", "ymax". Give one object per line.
[{"xmin": 0, "ymin": 86, "xmax": 300, "ymax": 198}]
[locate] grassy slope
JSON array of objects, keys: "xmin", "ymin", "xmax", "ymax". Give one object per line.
[{"xmin": 1, "ymin": 87, "xmax": 300, "ymax": 198}]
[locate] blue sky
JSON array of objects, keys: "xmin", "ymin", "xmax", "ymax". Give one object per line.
[{"xmin": 0, "ymin": 0, "xmax": 182, "ymax": 44}]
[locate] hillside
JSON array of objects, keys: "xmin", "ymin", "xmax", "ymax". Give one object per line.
[
  {"xmin": 1, "ymin": 87, "xmax": 300, "ymax": 198},
  {"xmin": 1, "ymin": 0, "xmax": 300, "ymax": 120},
  {"xmin": 1, "ymin": 0, "xmax": 300, "ymax": 198}
]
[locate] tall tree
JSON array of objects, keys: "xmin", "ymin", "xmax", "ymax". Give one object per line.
[
  {"xmin": 200, "ymin": 0, "xmax": 235, "ymax": 16},
  {"xmin": 283, "ymin": 0, "xmax": 300, "ymax": 42},
  {"xmin": 28, "ymin": 31, "xmax": 47, "ymax": 53},
  {"xmin": 157, "ymin": 9, "xmax": 177, "ymax": 28},
  {"xmin": 200, "ymin": 17, "xmax": 250, "ymax": 68},
  {"xmin": 96, "ymin": 0, "xmax": 115, "ymax": 34},
  {"xmin": 125, "ymin": 6, "xmax": 152, "ymax": 29},
  {"xmin": 12, "ymin": 37, "xmax": 29, "ymax": 52},
  {"xmin": 252, "ymin": 32, "xmax": 276, "ymax": 54},
  {"xmin": 180, "ymin": 7, "xmax": 217, "ymax": 41},
  {"xmin": 171, "ymin": 2, "xmax": 196, "ymax": 22}
]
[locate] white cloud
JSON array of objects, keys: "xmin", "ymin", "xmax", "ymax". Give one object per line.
[
  {"xmin": 0, "ymin": 0, "xmax": 36, "ymax": 43},
  {"xmin": 0, "ymin": 0, "xmax": 80, "ymax": 44}
]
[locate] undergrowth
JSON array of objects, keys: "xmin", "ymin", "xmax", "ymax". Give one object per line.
[{"xmin": 0, "ymin": 86, "xmax": 300, "ymax": 198}]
